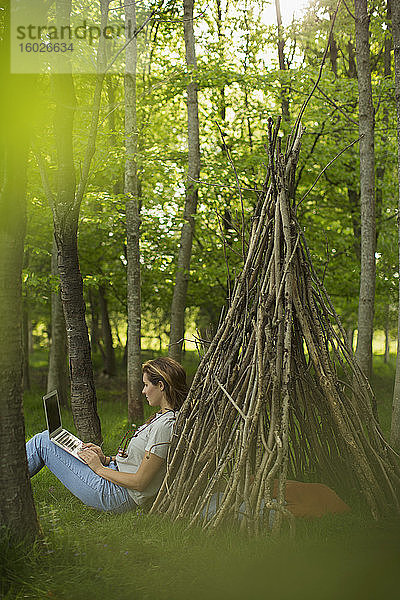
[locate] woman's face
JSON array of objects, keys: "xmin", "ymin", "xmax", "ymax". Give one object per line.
[{"xmin": 142, "ymin": 372, "xmax": 164, "ymax": 408}]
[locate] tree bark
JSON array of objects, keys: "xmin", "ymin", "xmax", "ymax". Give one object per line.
[
  {"xmin": 50, "ymin": 0, "xmax": 108, "ymax": 443},
  {"xmin": 390, "ymin": 0, "xmax": 400, "ymax": 450},
  {"xmin": 348, "ymin": 40, "xmax": 357, "ymax": 78},
  {"xmin": 54, "ymin": 219, "xmax": 101, "ymax": 441},
  {"xmin": 107, "ymin": 73, "xmax": 124, "ymax": 195},
  {"xmin": 125, "ymin": 0, "xmax": 143, "ymax": 422},
  {"xmin": 98, "ymin": 284, "xmax": 116, "ymax": 376},
  {"xmin": 0, "ymin": 49, "xmax": 39, "ymax": 542},
  {"xmin": 329, "ymin": 22, "xmax": 338, "ymax": 75},
  {"xmin": 354, "ymin": 0, "xmax": 376, "ymax": 381},
  {"xmin": 47, "ymin": 236, "xmax": 69, "ymax": 406},
  {"xmin": 346, "ymin": 326, "xmax": 354, "ymax": 351},
  {"xmin": 169, "ymin": 0, "xmax": 201, "ymax": 363},
  {"xmin": 88, "ymin": 288, "xmax": 101, "ymax": 357}
]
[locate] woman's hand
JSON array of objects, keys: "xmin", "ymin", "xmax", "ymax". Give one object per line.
[
  {"xmin": 80, "ymin": 443, "xmax": 106, "ymax": 465},
  {"xmin": 78, "ymin": 448, "xmax": 103, "ymax": 474}
]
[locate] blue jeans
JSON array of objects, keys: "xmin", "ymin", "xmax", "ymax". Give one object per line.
[{"xmin": 26, "ymin": 431, "xmax": 137, "ymax": 513}]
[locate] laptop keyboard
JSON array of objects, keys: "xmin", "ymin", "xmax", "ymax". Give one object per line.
[{"xmin": 55, "ymin": 431, "xmax": 81, "ymax": 451}]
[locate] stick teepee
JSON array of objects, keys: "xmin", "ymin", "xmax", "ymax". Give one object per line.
[{"xmin": 151, "ymin": 118, "xmax": 400, "ymax": 533}]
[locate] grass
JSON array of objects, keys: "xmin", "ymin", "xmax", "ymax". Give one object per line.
[{"xmin": 2, "ymin": 350, "xmax": 400, "ymax": 599}]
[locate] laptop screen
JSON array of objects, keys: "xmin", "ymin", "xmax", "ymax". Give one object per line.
[{"xmin": 44, "ymin": 391, "xmax": 62, "ymax": 435}]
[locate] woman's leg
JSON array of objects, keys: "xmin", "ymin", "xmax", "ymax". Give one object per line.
[{"xmin": 26, "ymin": 431, "xmax": 136, "ymax": 514}]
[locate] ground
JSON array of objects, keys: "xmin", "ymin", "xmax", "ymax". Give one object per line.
[{"xmin": 2, "ymin": 350, "xmax": 400, "ymax": 599}]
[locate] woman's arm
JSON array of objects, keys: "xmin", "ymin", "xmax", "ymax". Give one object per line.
[{"xmin": 78, "ymin": 447, "xmax": 164, "ymax": 492}]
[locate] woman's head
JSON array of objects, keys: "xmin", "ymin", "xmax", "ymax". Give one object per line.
[{"xmin": 142, "ymin": 357, "xmax": 188, "ymax": 412}]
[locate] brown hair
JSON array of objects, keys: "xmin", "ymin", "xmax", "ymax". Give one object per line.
[{"xmin": 142, "ymin": 357, "xmax": 188, "ymax": 412}]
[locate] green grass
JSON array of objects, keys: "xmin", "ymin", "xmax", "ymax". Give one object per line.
[{"xmin": 2, "ymin": 351, "xmax": 400, "ymax": 599}]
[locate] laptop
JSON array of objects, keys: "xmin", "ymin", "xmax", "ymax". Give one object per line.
[{"xmin": 43, "ymin": 390, "xmax": 85, "ymax": 463}]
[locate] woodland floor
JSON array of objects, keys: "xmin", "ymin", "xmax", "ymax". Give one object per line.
[{"xmin": 2, "ymin": 349, "xmax": 400, "ymax": 600}]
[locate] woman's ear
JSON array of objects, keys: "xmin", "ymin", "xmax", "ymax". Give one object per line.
[{"xmin": 158, "ymin": 381, "xmax": 165, "ymax": 392}]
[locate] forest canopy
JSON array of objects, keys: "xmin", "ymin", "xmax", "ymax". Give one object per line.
[{"xmin": 9, "ymin": 0, "xmax": 397, "ymax": 357}]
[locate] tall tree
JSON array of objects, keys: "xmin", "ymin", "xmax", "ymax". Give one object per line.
[
  {"xmin": 390, "ymin": 0, "xmax": 400, "ymax": 450},
  {"xmin": 0, "ymin": 6, "xmax": 39, "ymax": 542},
  {"xmin": 50, "ymin": 0, "xmax": 111, "ymax": 442},
  {"xmin": 169, "ymin": 0, "xmax": 201, "ymax": 363},
  {"xmin": 354, "ymin": 0, "xmax": 376, "ymax": 380},
  {"xmin": 125, "ymin": 0, "xmax": 143, "ymax": 421},
  {"xmin": 47, "ymin": 236, "xmax": 70, "ymax": 406}
]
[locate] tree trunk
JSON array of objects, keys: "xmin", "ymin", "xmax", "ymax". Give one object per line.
[
  {"xmin": 98, "ymin": 285, "xmax": 116, "ymax": 376},
  {"xmin": 329, "ymin": 13, "xmax": 338, "ymax": 76},
  {"xmin": 0, "ymin": 56, "xmax": 39, "ymax": 542},
  {"xmin": 55, "ymin": 222, "xmax": 101, "ymax": 441},
  {"xmin": 88, "ymin": 288, "xmax": 102, "ymax": 357},
  {"xmin": 354, "ymin": 0, "xmax": 376, "ymax": 381},
  {"xmin": 107, "ymin": 73, "xmax": 123, "ymax": 194},
  {"xmin": 106, "ymin": 74, "xmax": 117, "ymax": 148},
  {"xmin": 345, "ymin": 42, "xmax": 361, "ymax": 263},
  {"xmin": 390, "ymin": 0, "xmax": 400, "ymax": 450},
  {"xmin": 348, "ymin": 40, "xmax": 357, "ymax": 78},
  {"xmin": 169, "ymin": 0, "xmax": 201, "ymax": 363},
  {"xmin": 346, "ymin": 326, "xmax": 354, "ymax": 352},
  {"xmin": 51, "ymin": 0, "xmax": 105, "ymax": 444},
  {"xmin": 274, "ymin": 0, "xmax": 290, "ymax": 121},
  {"xmin": 47, "ymin": 236, "xmax": 69, "ymax": 406},
  {"xmin": 125, "ymin": 0, "xmax": 143, "ymax": 422}
]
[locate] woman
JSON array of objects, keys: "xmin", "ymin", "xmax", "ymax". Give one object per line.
[{"xmin": 26, "ymin": 357, "xmax": 188, "ymax": 513}]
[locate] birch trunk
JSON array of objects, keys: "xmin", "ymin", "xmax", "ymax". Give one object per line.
[
  {"xmin": 0, "ymin": 65, "xmax": 39, "ymax": 542},
  {"xmin": 124, "ymin": 0, "xmax": 143, "ymax": 421},
  {"xmin": 47, "ymin": 236, "xmax": 69, "ymax": 406},
  {"xmin": 390, "ymin": 0, "xmax": 400, "ymax": 450},
  {"xmin": 354, "ymin": 0, "xmax": 376, "ymax": 380},
  {"xmin": 169, "ymin": 0, "xmax": 201, "ymax": 362}
]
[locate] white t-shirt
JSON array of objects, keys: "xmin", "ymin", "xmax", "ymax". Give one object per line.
[{"xmin": 115, "ymin": 410, "xmax": 177, "ymax": 506}]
